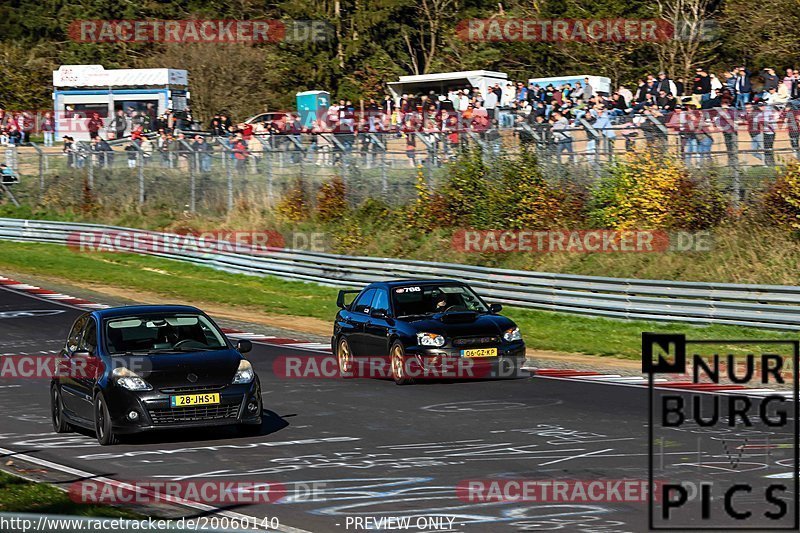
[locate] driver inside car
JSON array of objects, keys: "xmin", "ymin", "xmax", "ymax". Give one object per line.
[{"xmin": 433, "ymin": 292, "xmax": 448, "ymax": 312}]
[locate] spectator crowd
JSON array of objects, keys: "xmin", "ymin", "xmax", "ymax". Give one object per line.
[{"xmin": 3, "ymin": 64, "xmax": 800, "ymax": 172}]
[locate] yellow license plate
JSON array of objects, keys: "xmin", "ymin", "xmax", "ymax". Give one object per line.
[
  {"xmin": 461, "ymin": 348, "xmax": 498, "ymax": 358},
  {"xmin": 170, "ymin": 393, "xmax": 220, "ymax": 407}
]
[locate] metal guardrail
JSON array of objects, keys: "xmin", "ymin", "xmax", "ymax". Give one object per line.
[{"xmin": 1, "ymin": 218, "xmax": 799, "ymax": 330}]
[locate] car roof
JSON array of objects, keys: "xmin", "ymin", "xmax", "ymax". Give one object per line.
[
  {"xmin": 92, "ymin": 305, "xmax": 204, "ymax": 320},
  {"xmin": 245, "ymin": 112, "xmax": 291, "ymax": 123},
  {"xmin": 368, "ymin": 279, "xmax": 465, "ymax": 289}
]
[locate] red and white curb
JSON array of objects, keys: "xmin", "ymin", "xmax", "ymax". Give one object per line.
[
  {"xmin": 533, "ymin": 368, "xmax": 790, "ymax": 399},
  {"xmin": 221, "ymin": 328, "xmax": 332, "ymax": 353},
  {"xmin": 0, "ymin": 276, "xmax": 110, "ymax": 310},
  {"xmin": 0, "ymin": 275, "xmax": 329, "ymax": 352}
]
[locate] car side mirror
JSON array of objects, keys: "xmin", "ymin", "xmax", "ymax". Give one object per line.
[
  {"xmin": 489, "ymin": 303, "xmax": 503, "ymax": 313},
  {"xmin": 370, "ymin": 309, "xmax": 388, "ymax": 319},
  {"xmin": 237, "ymin": 339, "xmax": 253, "ymax": 354}
]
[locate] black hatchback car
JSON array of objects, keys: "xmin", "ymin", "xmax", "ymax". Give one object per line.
[
  {"xmin": 332, "ymin": 280, "xmax": 527, "ymax": 384},
  {"xmin": 50, "ymin": 305, "xmax": 262, "ymax": 445}
]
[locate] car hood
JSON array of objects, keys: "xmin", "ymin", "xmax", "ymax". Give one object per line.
[
  {"xmin": 406, "ymin": 313, "xmax": 516, "ymax": 337},
  {"xmin": 109, "ymin": 349, "xmax": 242, "ymax": 389}
]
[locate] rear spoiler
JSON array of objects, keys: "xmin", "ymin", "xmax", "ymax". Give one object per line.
[{"xmin": 336, "ymin": 289, "xmax": 361, "ymax": 309}]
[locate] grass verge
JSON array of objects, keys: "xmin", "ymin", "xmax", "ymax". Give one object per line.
[
  {"xmin": 0, "ymin": 470, "xmax": 139, "ymax": 517},
  {"xmin": 0, "ymin": 240, "xmax": 796, "ymax": 360}
]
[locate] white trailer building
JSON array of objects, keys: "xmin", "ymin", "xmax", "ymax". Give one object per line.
[{"xmin": 52, "ymin": 64, "xmax": 189, "ymax": 140}]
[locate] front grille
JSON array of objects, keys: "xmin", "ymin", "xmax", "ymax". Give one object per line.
[
  {"xmin": 149, "ymin": 404, "xmax": 240, "ymax": 425},
  {"xmin": 159, "ymin": 384, "xmax": 224, "ymax": 394},
  {"xmin": 452, "ymin": 336, "xmax": 500, "ymax": 347}
]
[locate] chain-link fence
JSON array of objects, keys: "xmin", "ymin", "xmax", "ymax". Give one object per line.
[{"xmin": 2, "ymin": 122, "xmax": 798, "ymax": 214}]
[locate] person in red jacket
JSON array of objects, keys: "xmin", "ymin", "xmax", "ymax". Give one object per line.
[
  {"xmin": 231, "ymin": 134, "xmax": 250, "ymax": 175},
  {"xmin": 86, "ymin": 112, "xmax": 104, "ymax": 139}
]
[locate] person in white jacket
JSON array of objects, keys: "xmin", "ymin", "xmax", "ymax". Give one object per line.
[{"xmin": 710, "ymin": 73, "xmax": 723, "ymax": 92}]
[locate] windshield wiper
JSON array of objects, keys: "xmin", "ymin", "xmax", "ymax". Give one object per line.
[{"xmin": 173, "ymin": 345, "xmax": 227, "ymax": 352}]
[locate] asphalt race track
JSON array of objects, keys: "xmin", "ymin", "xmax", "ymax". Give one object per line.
[{"xmin": 0, "ymin": 282, "xmax": 797, "ymax": 532}]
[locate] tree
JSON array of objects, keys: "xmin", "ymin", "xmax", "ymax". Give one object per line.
[
  {"xmin": 141, "ymin": 44, "xmax": 291, "ymax": 122},
  {"xmin": 653, "ymin": 0, "xmax": 718, "ymax": 80}
]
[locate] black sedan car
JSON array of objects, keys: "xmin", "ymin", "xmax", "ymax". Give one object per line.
[
  {"xmin": 332, "ymin": 280, "xmax": 527, "ymax": 384},
  {"xmin": 50, "ymin": 305, "xmax": 262, "ymax": 445}
]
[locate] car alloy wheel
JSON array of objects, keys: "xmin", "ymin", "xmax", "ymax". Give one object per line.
[
  {"xmin": 94, "ymin": 394, "xmax": 119, "ymax": 446},
  {"xmin": 390, "ymin": 342, "xmax": 414, "ymax": 386},
  {"xmin": 338, "ymin": 338, "xmax": 354, "ymax": 377},
  {"xmin": 51, "ymin": 385, "xmax": 72, "ymax": 433}
]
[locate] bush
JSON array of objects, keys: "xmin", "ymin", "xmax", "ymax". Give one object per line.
[
  {"xmin": 590, "ymin": 151, "xmax": 727, "ymax": 230},
  {"xmin": 408, "ymin": 149, "xmax": 586, "ymax": 231},
  {"xmin": 497, "ymin": 150, "xmax": 587, "ymax": 230},
  {"xmin": 276, "ymin": 179, "xmax": 310, "ymax": 222},
  {"xmin": 762, "ymin": 161, "xmax": 800, "ymax": 230},
  {"xmin": 406, "ymin": 167, "xmax": 457, "ymax": 231},
  {"xmin": 315, "ymin": 176, "xmax": 347, "ymax": 222}
]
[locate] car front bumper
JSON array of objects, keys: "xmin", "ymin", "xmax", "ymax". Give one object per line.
[
  {"xmin": 404, "ymin": 342, "xmax": 527, "ymax": 379},
  {"xmin": 105, "ymin": 380, "xmax": 262, "ymax": 434}
]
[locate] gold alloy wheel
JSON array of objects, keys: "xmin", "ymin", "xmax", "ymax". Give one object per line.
[
  {"xmin": 391, "ymin": 344, "xmax": 405, "ymax": 380},
  {"xmin": 338, "ymin": 338, "xmax": 353, "ymax": 374}
]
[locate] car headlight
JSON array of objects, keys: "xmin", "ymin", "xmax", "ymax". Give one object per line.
[
  {"xmin": 112, "ymin": 367, "xmax": 152, "ymax": 391},
  {"xmin": 503, "ymin": 327, "xmax": 522, "ymax": 342},
  {"xmin": 417, "ymin": 332, "xmax": 446, "ymax": 347},
  {"xmin": 232, "ymin": 359, "xmax": 255, "ymax": 384}
]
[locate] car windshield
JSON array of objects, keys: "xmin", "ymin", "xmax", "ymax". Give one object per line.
[
  {"xmin": 104, "ymin": 313, "xmax": 228, "ymax": 355},
  {"xmin": 391, "ymin": 284, "xmax": 489, "ymax": 318}
]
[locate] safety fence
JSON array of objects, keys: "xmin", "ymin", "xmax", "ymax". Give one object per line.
[
  {"xmin": 1, "ymin": 121, "xmax": 799, "ymax": 213},
  {"xmin": 2, "ymin": 217, "xmax": 800, "ymax": 330}
]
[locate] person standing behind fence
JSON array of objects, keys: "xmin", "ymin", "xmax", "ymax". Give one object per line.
[
  {"xmin": 145, "ymin": 103, "xmax": 157, "ymax": 131},
  {"xmin": 781, "ymin": 105, "xmax": 800, "ymax": 159},
  {"xmin": 87, "ymin": 112, "xmax": 104, "ymax": 139},
  {"xmin": 403, "ymin": 120, "xmax": 417, "ymax": 167},
  {"xmin": 677, "ymin": 105, "xmax": 699, "ymax": 166},
  {"xmin": 41, "ymin": 112, "xmax": 55, "ymax": 147},
  {"xmin": 733, "ymin": 67, "xmax": 752, "ymax": 110},
  {"xmin": 139, "ymin": 136, "xmax": 153, "ymax": 166},
  {"xmin": 110, "ymin": 109, "xmax": 128, "ymax": 140},
  {"xmin": 91, "ymin": 136, "xmax": 114, "ymax": 168},
  {"xmin": 157, "ymin": 132, "xmax": 171, "ymax": 168},
  {"xmin": 231, "ymin": 134, "xmax": 250, "ymax": 175},
  {"xmin": 192, "ymin": 135, "xmax": 213, "ymax": 173},
  {"xmin": 696, "ymin": 112, "xmax": 714, "ymax": 163},
  {"xmin": 715, "ymin": 103, "xmax": 739, "ymax": 169},
  {"xmin": 63, "ymin": 135, "xmax": 75, "ymax": 168},
  {"xmin": 550, "ymin": 112, "xmax": 574, "ymax": 164},
  {"xmin": 125, "ymin": 142, "xmax": 138, "ymax": 168},
  {"xmin": 175, "ymin": 132, "xmax": 190, "ymax": 171},
  {"xmin": 483, "ymin": 88, "xmax": 498, "ymax": 124},
  {"xmin": 692, "ymin": 68, "xmax": 712, "ymax": 107},
  {"xmin": 745, "ymin": 102, "xmax": 763, "ymax": 163},
  {"xmin": 761, "ymin": 104, "xmax": 777, "ymax": 167}
]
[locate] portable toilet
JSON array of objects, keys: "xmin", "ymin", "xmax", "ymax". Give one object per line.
[{"xmin": 296, "ymin": 90, "xmax": 330, "ymax": 128}]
